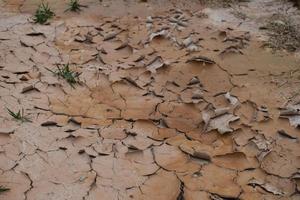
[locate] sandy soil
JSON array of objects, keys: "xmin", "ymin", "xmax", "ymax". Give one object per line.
[{"xmin": 0, "ymin": 0, "xmax": 300, "ymax": 199}]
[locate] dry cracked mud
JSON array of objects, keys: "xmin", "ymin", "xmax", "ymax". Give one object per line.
[{"xmin": 0, "ymin": 0, "xmax": 300, "ymax": 199}]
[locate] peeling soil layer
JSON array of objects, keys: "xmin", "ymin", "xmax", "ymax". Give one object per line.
[{"xmin": 1, "ymin": 0, "xmax": 300, "ymax": 200}]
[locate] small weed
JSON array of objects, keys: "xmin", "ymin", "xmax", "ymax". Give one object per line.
[
  {"xmin": 7, "ymin": 108, "xmax": 31, "ymax": 122},
  {"xmin": 0, "ymin": 186, "xmax": 10, "ymax": 194},
  {"xmin": 33, "ymin": 2, "xmax": 54, "ymax": 24},
  {"xmin": 65, "ymin": 0, "xmax": 86, "ymax": 12},
  {"xmin": 47, "ymin": 64, "xmax": 81, "ymax": 88}
]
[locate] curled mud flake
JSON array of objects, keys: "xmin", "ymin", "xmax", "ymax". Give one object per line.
[
  {"xmin": 180, "ymin": 88, "xmax": 204, "ymax": 104},
  {"xmin": 254, "ymin": 105, "xmax": 270, "ymax": 122},
  {"xmin": 127, "ymin": 120, "xmax": 158, "ymax": 138},
  {"xmin": 186, "ymin": 56, "xmax": 215, "ymax": 65},
  {"xmin": 70, "ymin": 49, "xmax": 98, "ymax": 64},
  {"xmin": 74, "ymin": 34, "xmax": 87, "ymax": 42},
  {"xmin": 180, "ymin": 164, "xmax": 241, "ymax": 199},
  {"xmin": 114, "ymin": 41, "xmax": 131, "ymax": 51},
  {"xmin": 169, "ymin": 14, "xmax": 189, "ymax": 30},
  {"xmin": 121, "ymin": 96, "xmax": 162, "ymax": 120},
  {"xmin": 148, "ymin": 29, "xmax": 168, "ymax": 42},
  {"xmin": 224, "ymin": 92, "xmax": 240, "ymax": 107},
  {"xmin": 280, "ymin": 104, "xmax": 300, "ymax": 128},
  {"xmin": 100, "ymin": 127, "xmax": 127, "ymax": 140},
  {"xmin": 266, "ymin": 175, "xmax": 296, "ymax": 196},
  {"xmin": 220, "ymin": 45, "xmax": 244, "ymax": 57},
  {"xmin": 149, "ymin": 128, "xmax": 177, "ymax": 141},
  {"xmin": 153, "ymin": 144, "xmax": 200, "ymax": 173},
  {"xmin": 124, "ymin": 148, "xmax": 159, "ymax": 176},
  {"xmin": 247, "ymin": 134, "xmax": 274, "ymax": 162},
  {"xmin": 277, "ymin": 129, "xmax": 298, "ymax": 140},
  {"xmin": 39, "ymin": 115, "xmax": 69, "ymax": 127},
  {"xmin": 179, "ymin": 140, "xmax": 213, "ymax": 162},
  {"xmin": 146, "ymin": 16, "xmax": 153, "ymax": 30},
  {"xmin": 31, "ymin": 25, "xmax": 57, "ymax": 41},
  {"xmin": 292, "ymin": 173, "xmax": 300, "ymax": 192},
  {"xmin": 158, "ymin": 102, "xmax": 202, "ymax": 132},
  {"xmin": 0, "ymin": 127, "xmax": 15, "ymax": 135},
  {"xmin": 21, "ymin": 84, "xmax": 39, "ymax": 94},
  {"xmin": 187, "ymin": 77, "xmax": 201, "ymax": 86},
  {"xmin": 191, "ymin": 90, "xmax": 203, "ymax": 101},
  {"xmin": 123, "ymin": 135, "xmax": 159, "ymax": 150},
  {"xmin": 103, "ymin": 30, "xmax": 122, "ymax": 41},
  {"xmin": 20, "ymin": 35, "xmax": 44, "ymax": 47},
  {"xmin": 261, "ymin": 150, "xmax": 300, "ymax": 178},
  {"xmin": 180, "ymin": 36, "xmax": 200, "ymax": 52},
  {"xmin": 186, "ymin": 43, "xmax": 199, "ymax": 52},
  {"xmin": 164, "ymin": 115, "xmax": 200, "ymax": 133},
  {"xmin": 213, "ymin": 152, "xmax": 259, "ymax": 170},
  {"xmin": 74, "ymin": 116, "xmax": 113, "ymax": 127},
  {"xmin": 0, "ymin": 71, "xmax": 20, "ymax": 83},
  {"xmin": 203, "ymin": 108, "xmax": 240, "ymax": 134},
  {"xmin": 250, "ymin": 133, "xmax": 272, "ymax": 152},
  {"xmin": 153, "ymin": 144, "xmax": 188, "ymax": 169},
  {"xmin": 146, "ymin": 56, "xmax": 167, "ymax": 73},
  {"xmin": 146, "ymin": 16, "xmax": 153, "ymax": 23},
  {"xmin": 40, "ymin": 120, "xmax": 58, "ymax": 127},
  {"xmin": 233, "ymin": 128, "xmax": 255, "ymax": 146},
  {"xmin": 92, "ymin": 141, "xmax": 113, "ymax": 155},
  {"xmin": 236, "ymin": 168, "xmax": 289, "ymax": 197},
  {"xmin": 3, "ymin": 56, "xmax": 32, "ymax": 74},
  {"xmin": 81, "ymin": 146, "xmax": 98, "ymax": 157},
  {"xmin": 182, "ymin": 36, "xmax": 193, "ymax": 47},
  {"xmin": 166, "ymin": 134, "xmax": 190, "ymax": 146},
  {"xmin": 248, "ymin": 178, "xmax": 284, "ymax": 196},
  {"xmin": 132, "ymin": 54, "xmax": 145, "ymax": 63}
]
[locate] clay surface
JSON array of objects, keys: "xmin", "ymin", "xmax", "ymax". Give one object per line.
[{"xmin": 0, "ymin": 0, "xmax": 300, "ymax": 199}]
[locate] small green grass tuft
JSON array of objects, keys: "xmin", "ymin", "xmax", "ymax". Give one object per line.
[
  {"xmin": 33, "ymin": 2, "xmax": 54, "ymax": 24},
  {"xmin": 0, "ymin": 186, "xmax": 10, "ymax": 194},
  {"xmin": 65, "ymin": 0, "xmax": 86, "ymax": 12},
  {"xmin": 47, "ymin": 64, "xmax": 81, "ymax": 88},
  {"xmin": 7, "ymin": 108, "xmax": 30, "ymax": 122}
]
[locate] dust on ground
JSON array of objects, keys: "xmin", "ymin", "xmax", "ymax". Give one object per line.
[{"xmin": 0, "ymin": 0, "xmax": 300, "ymax": 200}]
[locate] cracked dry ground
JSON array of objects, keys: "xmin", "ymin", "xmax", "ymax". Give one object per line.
[{"xmin": 1, "ymin": 2, "xmax": 300, "ymax": 200}]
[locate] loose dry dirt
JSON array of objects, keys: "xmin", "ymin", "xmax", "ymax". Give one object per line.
[{"xmin": 0, "ymin": 0, "xmax": 300, "ymax": 200}]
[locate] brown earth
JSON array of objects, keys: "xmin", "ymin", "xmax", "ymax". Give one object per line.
[{"xmin": 0, "ymin": 0, "xmax": 300, "ymax": 200}]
